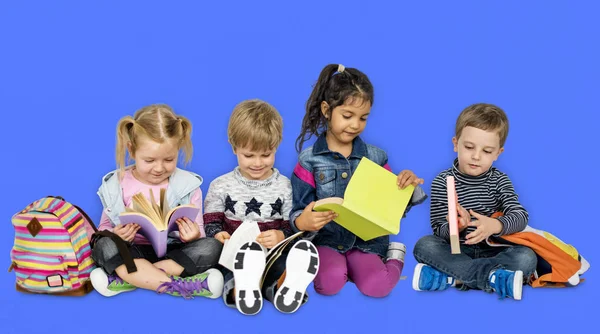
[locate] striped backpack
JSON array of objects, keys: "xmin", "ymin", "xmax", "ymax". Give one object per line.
[{"xmin": 9, "ymin": 196, "xmax": 98, "ymax": 296}]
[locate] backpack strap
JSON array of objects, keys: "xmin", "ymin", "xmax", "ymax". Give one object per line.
[
  {"xmin": 90, "ymin": 231, "xmax": 138, "ymax": 274},
  {"xmin": 46, "ymin": 196, "xmax": 98, "ymax": 233},
  {"xmin": 72, "ymin": 204, "xmax": 98, "ymax": 233}
]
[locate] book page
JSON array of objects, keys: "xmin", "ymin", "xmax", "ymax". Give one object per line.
[
  {"xmin": 314, "ymin": 201, "xmax": 389, "ymax": 241},
  {"xmin": 130, "ymin": 192, "xmax": 164, "ymax": 230},
  {"xmin": 159, "ymin": 188, "xmax": 168, "ymax": 222},
  {"xmin": 266, "ymin": 231, "xmax": 304, "ymax": 259},
  {"xmin": 261, "ymin": 232, "xmax": 303, "ymax": 287},
  {"xmin": 218, "ymin": 221, "xmax": 261, "ymax": 271},
  {"xmin": 148, "ymin": 189, "xmax": 163, "ymax": 225},
  {"xmin": 342, "ymin": 157, "xmax": 415, "ymax": 237}
]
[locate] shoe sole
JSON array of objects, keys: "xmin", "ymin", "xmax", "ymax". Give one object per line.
[
  {"xmin": 90, "ymin": 268, "xmax": 131, "ymax": 297},
  {"xmin": 412, "ymin": 263, "xmax": 426, "ymax": 291},
  {"xmin": 233, "ymin": 241, "xmax": 266, "ymax": 315},
  {"xmin": 274, "ymin": 240, "xmax": 319, "ymax": 314},
  {"xmin": 513, "ymin": 270, "xmax": 523, "ymax": 301}
]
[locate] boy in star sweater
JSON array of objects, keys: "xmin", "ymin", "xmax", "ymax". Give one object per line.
[{"xmin": 204, "ymin": 99, "xmax": 319, "ymax": 315}]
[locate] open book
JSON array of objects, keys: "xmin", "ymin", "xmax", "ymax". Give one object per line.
[
  {"xmin": 446, "ymin": 176, "xmax": 461, "ymax": 254},
  {"xmin": 313, "ymin": 157, "xmax": 415, "ymax": 241},
  {"xmin": 119, "ymin": 189, "xmax": 200, "ymax": 258},
  {"xmin": 218, "ymin": 221, "xmax": 303, "ymax": 287}
]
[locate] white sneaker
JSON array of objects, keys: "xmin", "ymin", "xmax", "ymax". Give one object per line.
[
  {"xmin": 233, "ymin": 241, "xmax": 266, "ymax": 315},
  {"xmin": 90, "ymin": 267, "xmax": 136, "ymax": 297},
  {"xmin": 274, "ymin": 240, "xmax": 319, "ymax": 314}
]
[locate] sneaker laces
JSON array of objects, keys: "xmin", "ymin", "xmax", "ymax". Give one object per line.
[
  {"xmin": 108, "ymin": 274, "xmax": 126, "ymax": 286},
  {"xmin": 432, "ymin": 270, "xmax": 446, "ymax": 290},
  {"xmin": 157, "ymin": 275, "xmax": 209, "ymax": 299},
  {"xmin": 422, "ymin": 267, "xmax": 448, "ymax": 291},
  {"xmin": 492, "ymin": 270, "xmax": 513, "ymax": 299}
]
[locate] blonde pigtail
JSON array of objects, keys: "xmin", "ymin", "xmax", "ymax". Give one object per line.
[
  {"xmin": 115, "ymin": 116, "xmax": 135, "ymax": 174},
  {"xmin": 179, "ymin": 116, "xmax": 193, "ymax": 165}
]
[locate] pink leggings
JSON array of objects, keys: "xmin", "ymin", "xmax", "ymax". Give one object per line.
[{"xmin": 313, "ymin": 246, "xmax": 403, "ymax": 298}]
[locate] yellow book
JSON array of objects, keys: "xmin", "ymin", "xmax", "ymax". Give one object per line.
[{"xmin": 313, "ymin": 157, "xmax": 415, "ymax": 241}]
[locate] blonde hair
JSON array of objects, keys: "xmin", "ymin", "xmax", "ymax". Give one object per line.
[
  {"xmin": 115, "ymin": 104, "xmax": 193, "ymax": 173},
  {"xmin": 455, "ymin": 103, "xmax": 509, "ymax": 148},
  {"xmin": 227, "ymin": 99, "xmax": 283, "ymax": 152}
]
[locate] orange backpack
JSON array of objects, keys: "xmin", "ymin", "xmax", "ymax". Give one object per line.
[{"xmin": 488, "ymin": 212, "xmax": 589, "ymax": 287}]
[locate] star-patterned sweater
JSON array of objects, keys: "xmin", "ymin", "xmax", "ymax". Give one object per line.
[{"xmin": 203, "ymin": 167, "xmax": 293, "ymax": 238}]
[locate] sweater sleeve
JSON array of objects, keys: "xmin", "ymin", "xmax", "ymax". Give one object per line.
[
  {"xmin": 279, "ymin": 180, "xmax": 294, "ymax": 238},
  {"xmin": 494, "ymin": 173, "xmax": 529, "ymax": 236},
  {"xmin": 203, "ymin": 180, "xmax": 225, "ymax": 238}
]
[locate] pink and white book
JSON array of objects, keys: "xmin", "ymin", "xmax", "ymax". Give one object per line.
[{"xmin": 447, "ymin": 176, "xmax": 461, "ymax": 254}]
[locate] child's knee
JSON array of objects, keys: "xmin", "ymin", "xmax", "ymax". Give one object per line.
[
  {"xmin": 184, "ymin": 237, "xmax": 223, "ymax": 265},
  {"xmin": 512, "ymin": 247, "xmax": 538, "ymax": 274},
  {"xmin": 355, "ymin": 272, "xmax": 394, "ymax": 298},
  {"xmin": 91, "ymin": 237, "xmax": 119, "ymax": 264},
  {"xmin": 413, "ymin": 235, "xmax": 445, "ymax": 258},
  {"xmin": 314, "ymin": 265, "xmax": 347, "ymax": 296}
]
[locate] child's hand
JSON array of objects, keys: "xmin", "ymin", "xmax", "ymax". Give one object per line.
[
  {"xmin": 396, "ymin": 170, "xmax": 424, "ymax": 189},
  {"xmin": 296, "ymin": 201, "xmax": 337, "ymax": 232},
  {"xmin": 256, "ymin": 230, "xmax": 285, "ymax": 249},
  {"xmin": 176, "ymin": 217, "xmax": 201, "ymax": 243},
  {"xmin": 113, "ymin": 223, "xmax": 140, "ymax": 243},
  {"xmin": 464, "ymin": 210, "xmax": 503, "ymax": 245},
  {"xmin": 456, "ymin": 203, "xmax": 470, "ymax": 231},
  {"xmin": 215, "ymin": 231, "xmax": 231, "ymax": 244}
]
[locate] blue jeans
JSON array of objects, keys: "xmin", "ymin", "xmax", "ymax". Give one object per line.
[{"xmin": 413, "ymin": 235, "xmax": 537, "ymax": 292}]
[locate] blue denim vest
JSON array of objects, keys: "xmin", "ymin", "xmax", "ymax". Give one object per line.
[{"xmin": 290, "ymin": 134, "xmax": 427, "ymax": 257}]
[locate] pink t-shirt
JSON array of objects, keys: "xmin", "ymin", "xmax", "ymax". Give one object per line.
[{"xmin": 98, "ymin": 169, "xmax": 205, "ymax": 244}]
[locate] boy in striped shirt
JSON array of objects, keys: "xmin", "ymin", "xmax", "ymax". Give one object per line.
[{"xmin": 412, "ymin": 103, "xmax": 537, "ymax": 300}]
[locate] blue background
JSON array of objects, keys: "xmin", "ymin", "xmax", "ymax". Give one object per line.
[{"xmin": 1, "ymin": 1, "xmax": 598, "ymax": 333}]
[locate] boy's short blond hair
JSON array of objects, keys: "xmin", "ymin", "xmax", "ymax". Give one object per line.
[
  {"xmin": 228, "ymin": 99, "xmax": 283, "ymax": 152},
  {"xmin": 455, "ymin": 103, "xmax": 509, "ymax": 148}
]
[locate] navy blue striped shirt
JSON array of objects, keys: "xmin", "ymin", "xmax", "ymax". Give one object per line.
[{"xmin": 430, "ymin": 159, "xmax": 528, "ymax": 243}]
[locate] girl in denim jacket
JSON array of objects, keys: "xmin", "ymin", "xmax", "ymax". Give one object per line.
[{"xmin": 290, "ymin": 64, "xmax": 428, "ymax": 297}]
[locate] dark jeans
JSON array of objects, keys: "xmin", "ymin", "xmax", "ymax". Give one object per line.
[
  {"xmin": 91, "ymin": 236, "xmax": 222, "ymax": 278},
  {"xmin": 413, "ymin": 235, "xmax": 537, "ymax": 292}
]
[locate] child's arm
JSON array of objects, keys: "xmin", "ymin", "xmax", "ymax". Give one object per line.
[
  {"xmin": 98, "ymin": 211, "xmax": 114, "ymax": 232},
  {"xmin": 289, "ymin": 161, "xmax": 318, "ymax": 237},
  {"xmin": 429, "ymin": 174, "xmax": 451, "ymax": 240},
  {"xmin": 382, "ymin": 155, "xmax": 428, "ymax": 216},
  {"xmin": 279, "ymin": 184, "xmax": 294, "ymax": 238},
  {"xmin": 202, "ymin": 181, "xmax": 225, "ymax": 238},
  {"xmin": 189, "ymin": 188, "xmax": 206, "ymax": 238},
  {"xmin": 494, "ymin": 173, "xmax": 529, "ymax": 236}
]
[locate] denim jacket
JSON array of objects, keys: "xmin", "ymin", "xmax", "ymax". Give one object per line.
[{"xmin": 290, "ymin": 134, "xmax": 428, "ymax": 257}]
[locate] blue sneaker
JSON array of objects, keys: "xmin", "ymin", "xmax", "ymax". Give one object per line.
[
  {"xmin": 488, "ymin": 269, "xmax": 523, "ymax": 300},
  {"xmin": 412, "ymin": 263, "xmax": 456, "ymax": 291}
]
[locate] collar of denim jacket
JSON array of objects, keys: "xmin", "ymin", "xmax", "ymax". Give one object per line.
[{"xmin": 312, "ymin": 133, "xmax": 368, "ymax": 159}]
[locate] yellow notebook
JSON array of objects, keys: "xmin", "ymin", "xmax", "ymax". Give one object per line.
[{"xmin": 313, "ymin": 157, "xmax": 415, "ymax": 241}]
